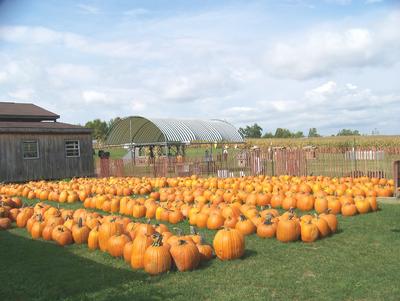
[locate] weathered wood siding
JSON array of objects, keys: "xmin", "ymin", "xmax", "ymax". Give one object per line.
[{"xmin": 0, "ymin": 133, "xmax": 94, "ymax": 182}]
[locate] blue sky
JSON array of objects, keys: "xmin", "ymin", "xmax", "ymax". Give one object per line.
[{"xmin": 0, "ymin": 0, "xmax": 399, "ymax": 135}]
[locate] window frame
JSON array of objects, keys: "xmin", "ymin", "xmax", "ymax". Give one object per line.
[
  {"xmin": 65, "ymin": 140, "xmax": 80, "ymax": 158},
  {"xmin": 22, "ymin": 140, "xmax": 40, "ymax": 160}
]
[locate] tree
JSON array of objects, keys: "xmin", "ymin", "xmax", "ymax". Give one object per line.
[
  {"xmin": 85, "ymin": 119, "xmax": 109, "ymax": 141},
  {"xmin": 308, "ymin": 128, "xmax": 321, "ymax": 137},
  {"xmin": 293, "ymin": 131, "xmax": 304, "ymax": 138},
  {"xmin": 238, "ymin": 123, "xmax": 263, "ymax": 138},
  {"xmin": 274, "ymin": 128, "xmax": 293, "ymax": 138},
  {"xmin": 262, "ymin": 132, "xmax": 274, "ymax": 138},
  {"xmin": 337, "ymin": 129, "xmax": 361, "ymax": 136}
]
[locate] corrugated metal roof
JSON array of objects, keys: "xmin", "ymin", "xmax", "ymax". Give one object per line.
[
  {"xmin": 0, "ymin": 102, "xmax": 59, "ymax": 121},
  {"xmin": 106, "ymin": 116, "xmax": 244, "ymax": 145}
]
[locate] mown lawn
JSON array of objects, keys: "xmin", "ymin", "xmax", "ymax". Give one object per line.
[{"xmin": 1, "ymin": 200, "xmax": 400, "ymax": 301}]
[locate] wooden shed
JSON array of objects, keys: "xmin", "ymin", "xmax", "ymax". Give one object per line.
[{"xmin": 0, "ymin": 102, "xmax": 94, "ymax": 182}]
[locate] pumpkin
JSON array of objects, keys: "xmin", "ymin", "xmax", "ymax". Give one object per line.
[
  {"xmin": 170, "ymin": 240, "xmax": 200, "ymax": 271},
  {"xmin": 0, "ymin": 216, "xmax": 11, "ymax": 230},
  {"xmin": 366, "ymin": 197, "xmax": 378, "ymax": 212},
  {"xmin": 72, "ymin": 218, "xmax": 90, "ymax": 244},
  {"xmin": 314, "ymin": 197, "xmax": 328, "ymax": 214},
  {"xmin": 207, "ymin": 213, "xmax": 225, "ymax": 230},
  {"xmin": 311, "ymin": 215, "xmax": 330, "ymax": 238},
  {"xmin": 282, "ymin": 196, "xmax": 297, "ymax": 211},
  {"xmin": 196, "ymin": 213, "xmax": 209, "ymax": 228},
  {"xmin": 224, "ymin": 215, "xmax": 238, "ymax": 228},
  {"xmin": 327, "ymin": 198, "xmax": 341, "ymax": 215},
  {"xmin": 196, "ymin": 236, "xmax": 214, "ymax": 261},
  {"xmin": 235, "ymin": 215, "xmax": 256, "ymax": 236},
  {"xmin": 107, "ymin": 233, "xmax": 131, "ymax": 257},
  {"xmin": 88, "ymin": 226, "xmax": 100, "ymax": 250},
  {"xmin": 276, "ymin": 215, "xmax": 300, "ymax": 243},
  {"xmin": 143, "ymin": 234, "xmax": 172, "ymax": 275},
  {"xmin": 131, "ymin": 234, "xmax": 153, "ymax": 269},
  {"xmin": 42, "ymin": 224, "xmax": 55, "ymax": 240},
  {"xmin": 355, "ymin": 198, "xmax": 371, "ymax": 214},
  {"xmin": 134, "ymin": 221, "xmax": 155, "ymax": 237},
  {"xmin": 341, "ymin": 202, "xmax": 357, "ymax": 216},
  {"xmin": 168, "ymin": 210, "xmax": 184, "ymax": 224},
  {"xmin": 98, "ymin": 219, "xmax": 123, "ymax": 251},
  {"xmin": 123, "ymin": 241, "xmax": 133, "ymax": 263},
  {"xmin": 16, "ymin": 208, "xmax": 33, "ymax": 228},
  {"xmin": 296, "ymin": 195, "xmax": 315, "ymax": 211},
  {"xmin": 256, "ymin": 216, "xmax": 277, "ymax": 238},
  {"xmin": 31, "ymin": 214, "xmax": 46, "ymax": 239},
  {"xmin": 52, "ymin": 225, "xmax": 73, "ymax": 246},
  {"xmin": 213, "ymin": 228, "xmax": 245, "ymax": 260},
  {"xmin": 301, "ymin": 220, "xmax": 319, "ymax": 243},
  {"xmin": 319, "ymin": 210, "xmax": 338, "ymax": 233}
]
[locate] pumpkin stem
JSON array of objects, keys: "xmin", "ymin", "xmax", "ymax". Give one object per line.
[
  {"xmin": 152, "ymin": 233, "xmax": 163, "ymax": 246},
  {"xmin": 78, "ymin": 218, "xmax": 83, "ymax": 228},
  {"xmin": 264, "ymin": 216, "xmax": 273, "ymax": 225},
  {"xmin": 239, "ymin": 214, "xmax": 246, "ymax": 221}
]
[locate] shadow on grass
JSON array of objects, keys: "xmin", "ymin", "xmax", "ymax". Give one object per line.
[
  {"xmin": 0, "ymin": 230, "xmax": 178, "ymax": 301},
  {"xmin": 390, "ymin": 229, "xmax": 400, "ymax": 233},
  {"xmin": 241, "ymin": 249, "xmax": 258, "ymax": 259}
]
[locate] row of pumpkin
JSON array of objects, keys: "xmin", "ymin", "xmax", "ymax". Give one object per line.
[
  {"xmin": 0, "ymin": 197, "xmax": 244, "ymax": 275},
  {"xmin": 2, "ymin": 191, "xmax": 339, "ymax": 245},
  {"xmin": 0, "ymin": 175, "xmax": 394, "ymax": 208}
]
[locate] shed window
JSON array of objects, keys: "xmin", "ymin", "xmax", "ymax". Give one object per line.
[
  {"xmin": 65, "ymin": 140, "xmax": 80, "ymax": 157},
  {"xmin": 23, "ymin": 141, "xmax": 39, "ymax": 159}
]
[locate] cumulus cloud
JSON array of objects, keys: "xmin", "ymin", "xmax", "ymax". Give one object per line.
[
  {"xmin": 8, "ymin": 88, "xmax": 35, "ymax": 100},
  {"xmin": 0, "ymin": 26, "xmax": 158, "ymax": 59},
  {"xmin": 82, "ymin": 90, "xmax": 107, "ymax": 103},
  {"xmin": 264, "ymin": 11, "xmax": 400, "ymax": 79},
  {"xmin": 0, "ymin": 3, "xmax": 399, "ymax": 134},
  {"xmin": 220, "ymin": 80, "xmax": 400, "ymax": 134},
  {"xmin": 47, "ymin": 64, "xmax": 97, "ymax": 86}
]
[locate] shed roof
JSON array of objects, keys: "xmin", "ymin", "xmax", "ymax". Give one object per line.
[
  {"xmin": 106, "ymin": 116, "xmax": 244, "ymax": 146},
  {"xmin": 0, "ymin": 121, "xmax": 91, "ymax": 134},
  {"xmin": 0, "ymin": 102, "xmax": 60, "ymax": 121}
]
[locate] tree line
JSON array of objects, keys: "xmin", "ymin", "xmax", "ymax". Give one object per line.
[
  {"xmin": 238, "ymin": 123, "xmax": 361, "ymax": 139},
  {"xmin": 84, "ymin": 117, "xmax": 122, "ymax": 141},
  {"xmin": 84, "ymin": 118, "xmax": 361, "ymax": 141}
]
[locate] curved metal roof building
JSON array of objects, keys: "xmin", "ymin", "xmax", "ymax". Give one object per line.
[{"xmin": 106, "ymin": 116, "xmax": 244, "ymax": 145}]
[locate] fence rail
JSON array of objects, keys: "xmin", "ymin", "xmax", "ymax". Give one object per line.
[{"xmin": 96, "ymin": 146, "xmax": 400, "ymax": 179}]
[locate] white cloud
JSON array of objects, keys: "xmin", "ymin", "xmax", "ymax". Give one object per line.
[
  {"xmin": 219, "ymin": 80, "xmax": 400, "ymax": 134},
  {"xmin": 264, "ymin": 11, "xmax": 400, "ymax": 79},
  {"xmin": 8, "ymin": 88, "xmax": 35, "ymax": 100},
  {"xmin": 77, "ymin": 4, "xmax": 100, "ymax": 14},
  {"xmin": 82, "ymin": 90, "xmax": 107, "ymax": 103},
  {"xmin": 47, "ymin": 64, "xmax": 97, "ymax": 86},
  {"xmin": 123, "ymin": 8, "xmax": 149, "ymax": 17}
]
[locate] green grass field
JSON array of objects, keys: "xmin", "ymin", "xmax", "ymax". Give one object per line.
[{"xmin": 1, "ymin": 198, "xmax": 400, "ymax": 301}]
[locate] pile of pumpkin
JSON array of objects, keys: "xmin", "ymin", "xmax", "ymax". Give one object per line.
[
  {"xmin": 0, "ymin": 195, "xmax": 22, "ymax": 230},
  {"xmin": 0, "ymin": 175, "xmax": 394, "ymax": 207},
  {"xmin": 5, "ymin": 202, "xmax": 246, "ymax": 275}
]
